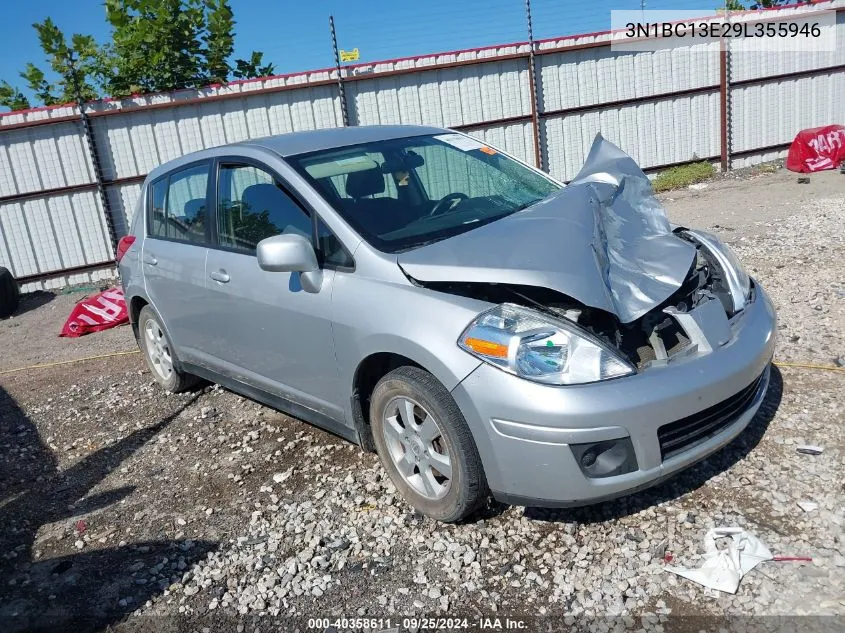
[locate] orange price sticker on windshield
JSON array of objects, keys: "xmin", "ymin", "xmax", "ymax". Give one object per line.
[{"xmin": 479, "ymin": 146, "xmax": 497, "ymax": 155}]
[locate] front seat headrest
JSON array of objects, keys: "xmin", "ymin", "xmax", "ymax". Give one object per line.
[
  {"xmin": 345, "ymin": 168, "xmax": 385, "ymax": 199},
  {"xmin": 183, "ymin": 199, "xmax": 206, "ymax": 224}
]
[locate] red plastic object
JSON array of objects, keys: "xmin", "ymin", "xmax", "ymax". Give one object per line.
[
  {"xmin": 60, "ymin": 287, "xmax": 128, "ymax": 338},
  {"xmin": 115, "ymin": 235, "xmax": 136, "ymax": 263},
  {"xmin": 786, "ymin": 124, "xmax": 845, "ymax": 173},
  {"xmin": 772, "ymin": 556, "xmax": 812, "ymax": 562},
  {"xmin": 75, "ymin": 520, "xmax": 87, "ymax": 534}
]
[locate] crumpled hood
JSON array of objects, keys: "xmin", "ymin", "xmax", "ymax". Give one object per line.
[{"xmin": 397, "ymin": 134, "xmax": 697, "ymax": 323}]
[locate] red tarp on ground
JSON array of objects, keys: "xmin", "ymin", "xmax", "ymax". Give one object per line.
[
  {"xmin": 60, "ymin": 287, "xmax": 128, "ymax": 337},
  {"xmin": 786, "ymin": 124, "xmax": 845, "ymax": 173}
]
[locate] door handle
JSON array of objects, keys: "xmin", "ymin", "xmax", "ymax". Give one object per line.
[
  {"xmin": 143, "ymin": 254, "xmax": 158, "ymax": 266},
  {"xmin": 210, "ymin": 269, "xmax": 230, "ymax": 283}
]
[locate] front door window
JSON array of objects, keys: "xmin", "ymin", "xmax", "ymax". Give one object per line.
[{"xmin": 216, "ymin": 164, "xmax": 311, "ymax": 252}]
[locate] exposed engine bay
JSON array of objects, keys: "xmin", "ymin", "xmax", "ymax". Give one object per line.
[
  {"xmin": 413, "ymin": 229, "xmax": 740, "ymax": 369},
  {"xmin": 397, "ymin": 134, "xmax": 754, "ymax": 371}
]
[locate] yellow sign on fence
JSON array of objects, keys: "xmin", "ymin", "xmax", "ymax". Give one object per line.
[{"xmin": 339, "ymin": 48, "xmax": 360, "ymax": 62}]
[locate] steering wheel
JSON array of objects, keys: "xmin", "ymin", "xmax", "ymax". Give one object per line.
[{"xmin": 428, "ymin": 192, "xmax": 468, "ymax": 217}]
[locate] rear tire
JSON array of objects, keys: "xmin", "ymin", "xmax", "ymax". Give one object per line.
[
  {"xmin": 138, "ymin": 305, "xmax": 199, "ymax": 393},
  {"xmin": 370, "ymin": 366, "xmax": 488, "ymax": 522},
  {"xmin": 0, "ymin": 267, "xmax": 20, "ymax": 318}
]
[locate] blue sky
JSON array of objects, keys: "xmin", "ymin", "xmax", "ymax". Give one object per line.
[{"xmin": 0, "ymin": 0, "xmax": 719, "ymax": 106}]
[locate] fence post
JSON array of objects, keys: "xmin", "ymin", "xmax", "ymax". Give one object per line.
[
  {"xmin": 525, "ymin": 0, "xmax": 544, "ymax": 170},
  {"xmin": 329, "ymin": 15, "xmax": 351, "ymax": 127},
  {"xmin": 719, "ymin": 12, "xmax": 732, "ymax": 172},
  {"xmin": 68, "ymin": 54, "xmax": 119, "ymax": 254}
]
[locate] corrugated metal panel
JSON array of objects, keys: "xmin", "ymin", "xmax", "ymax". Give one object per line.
[
  {"xmin": 0, "ymin": 122, "xmax": 92, "ymax": 197},
  {"xmin": 92, "ymin": 84, "xmax": 343, "ymax": 181},
  {"xmin": 538, "ymin": 40, "xmax": 720, "ymax": 112},
  {"xmin": 0, "ymin": 202, "xmax": 38, "ymax": 276},
  {"xmin": 730, "ymin": 148, "xmax": 789, "ymax": 170},
  {"xmin": 729, "ymin": 8, "xmax": 845, "ymax": 169},
  {"xmin": 0, "ymin": 190, "xmax": 110, "ymax": 278},
  {"xmin": 731, "ymin": 9, "xmax": 845, "ymax": 83},
  {"xmin": 19, "ymin": 267, "xmax": 117, "ymax": 294},
  {"xmin": 104, "ymin": 182, "xmax": 142, "ymax": 234},
  {"xmin": 542, "ymin": 92, "xmax": 721, "ymax": 182},
  {"xmin": 731, "ymin": 73, "xmax": 843, "ymax": 155},
  {"xmin": 348, "ymin": 59, "xmax": 529, "ymax": 128},
  {"xmin": 0, "ymin": 104, "xmax": 78, "ymax": 130}
]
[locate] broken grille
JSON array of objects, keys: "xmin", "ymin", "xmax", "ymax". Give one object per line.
[{"xmin": 657, "ymin": 371, "xmax": 765, "ymax": 461}]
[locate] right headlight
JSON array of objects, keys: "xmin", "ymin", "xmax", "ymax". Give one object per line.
[{"xmin": 458, "ymin": 303, "xmax": 635, "ymax": 385}]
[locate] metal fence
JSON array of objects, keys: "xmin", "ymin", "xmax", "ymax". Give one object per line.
[{"xmin": 1, "ymin": 1, "xmax": 843, "ymax": 291}]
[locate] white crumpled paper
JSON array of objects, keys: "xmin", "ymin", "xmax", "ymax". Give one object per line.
[{"xmin": 666, "ymin": 527, "xmax": 773, "ymax": 594}]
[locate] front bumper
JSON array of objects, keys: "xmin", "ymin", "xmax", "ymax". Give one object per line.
[{"xmin": 450, "ymin": 285, "xmax": 777, "ymax": 506}]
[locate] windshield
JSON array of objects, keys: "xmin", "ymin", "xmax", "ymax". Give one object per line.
[{"xmin": 288, "ymin": 133, "xmax": 561, "ymax": 253}]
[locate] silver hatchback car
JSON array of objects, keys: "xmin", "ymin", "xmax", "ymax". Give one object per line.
[{"xmin": 118, "ymin": 125, "xmax": 775, "ymax": 522}]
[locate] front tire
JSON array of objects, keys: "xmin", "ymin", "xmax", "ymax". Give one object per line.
[
  {"xmin": 137, "ymin": 305, "xmax": 198, "ymax": 393},
  {"xmin": 370, "ymin": 366, "xmax": 488, "ymax": 522}
]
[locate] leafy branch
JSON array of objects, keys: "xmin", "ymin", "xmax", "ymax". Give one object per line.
[{"xmin": 1, "ymin": 0, "xmax": 275, "ymax": 111}]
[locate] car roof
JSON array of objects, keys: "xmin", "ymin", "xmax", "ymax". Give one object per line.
[
  {"xmin": 243, "ymin": 124, "xmax": 447, "ymax": 156},
  {"xmin": 145, "ymin": 125, "xmax": 448, "ymax": 182}
]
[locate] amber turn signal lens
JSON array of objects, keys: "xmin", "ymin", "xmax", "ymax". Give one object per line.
[{"xmin": 463, "ymin": 337, "xmax": 508, "ymax": 358}]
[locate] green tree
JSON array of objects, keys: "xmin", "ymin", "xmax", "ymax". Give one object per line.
[
  {"xmin": 724, "ymin": 0, "xmax": 811, "ymax": 7},
  {"xmin": 17, "ymin": 19, "xmax": 102, "ymax": 105},
  {"xmin": 20, "ymin": 64, "xmax": 54, "ymax": 105},
  {"xmin": 1, "ymin": 0, "xmax": 273, "ymax": 110},
  {"xmin": 0, "ymin": 81, "xmax": 30, "ymax": 110},
  {"xmin": 205, "ymin": 0, "xmax": 235, "ymax": 84},
  {"xmin": 233, "ymin": 51, "xmax": 276, "ymax": 80},
  {"xmin": 227, "ymin": 205, "xmax": 280, "ymax": 247},
  {"xmin": 751, "ymin": 0, "xmax": 801, "ymax": 6},
  {"xmin": 103, "ymin": 0, "xmax": 206, "ymax": 95},
  {"xmin": 103, "ymin": 0, "xmax": 271, "ymax": 94}
]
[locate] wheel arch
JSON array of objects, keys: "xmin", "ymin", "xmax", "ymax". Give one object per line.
[
  {"xmin": 128, "ymin": 293, "xmax": 186, "ymax": 373},
  {"xmin": 352, "ymin": 352, "xmax": 422, "ymax": 451},
  {"xmin": 348, "ymin": 338, "xmax": 480, "ymax": 452},
  {"xmin": 128, "ymin": 294, "xmax": 149, "ymax": 338}
]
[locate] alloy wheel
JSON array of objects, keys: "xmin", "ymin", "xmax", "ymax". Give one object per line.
[
  {"xmin": 381, "ymin": 396, "xmax": 452, "ymax": 500},
  {"xmin": 144, "ymin": 318, "xmax": 173, "ymax": 381}
]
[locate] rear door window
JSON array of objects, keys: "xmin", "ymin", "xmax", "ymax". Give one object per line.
[{"xmin": 148, "ymin": 163, "xmax": 210, "ymax": 244}]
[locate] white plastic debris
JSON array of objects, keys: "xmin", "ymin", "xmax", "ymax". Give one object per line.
[
  {"xmin": 796, "ymin": 445, "xmax": 824, "ymax": 455},
  {"xmin": 272, "ymin": 469, "xmax": 293, "ymax": 483},
  {"xmin": 665, "ymin": 527, "xmax": 772, "ymax": 594},
  {"xmin": 797, "ymin": 501, "xmax": 819, "ymax": 512}
]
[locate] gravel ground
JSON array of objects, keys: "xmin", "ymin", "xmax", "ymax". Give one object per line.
[
  {"xmin": 0, "ymin": 289, "xmax": 137, "ymax": 370},
  {"xmin": 0, "ymin": 166, "xmax": 843, "ymax": 632}
]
